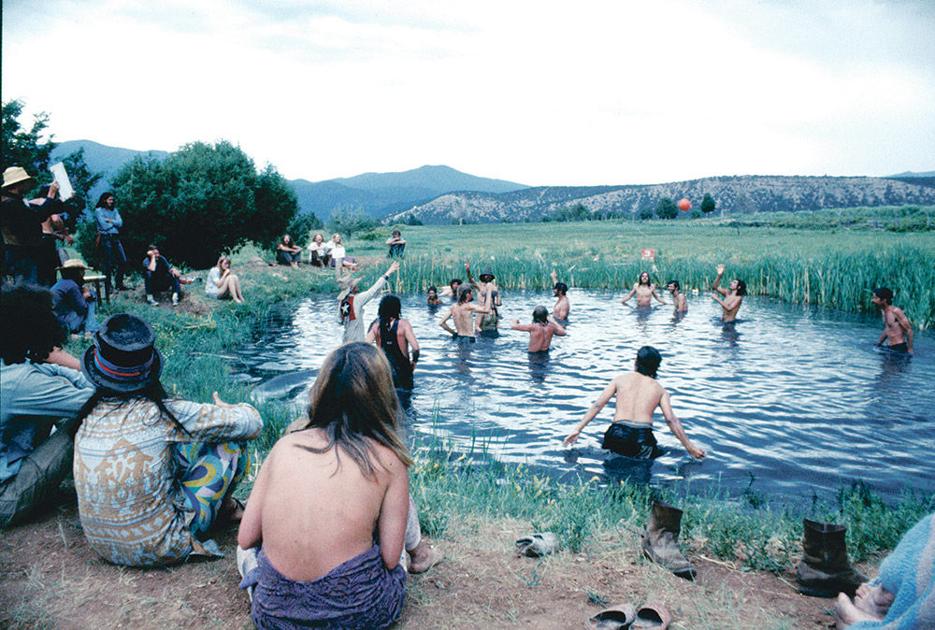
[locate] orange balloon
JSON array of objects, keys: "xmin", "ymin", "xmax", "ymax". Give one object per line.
[{"xmin": 678, "ymin": 198, "xmax": 692, "ymax": 211}]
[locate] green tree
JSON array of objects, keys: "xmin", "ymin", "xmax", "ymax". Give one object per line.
[
  {"xmin": 655, "ymin": 197, "xmax": 678, "ymax": 220},
  {"xmin": 638, "ymin": 207, "xmax": 654, "ymax": 221},
  {"xmin": 701, "ymin": 193, "xmax": 716, "ymax": 215},
  {"xmin": 109, "ymin": 141, "xmax": 297, "ymax": 268},
  {"xmin": 287, "ymin": 211, "xmax": 324, "ymax": 247},
  {"xmin": 327, "ymin": 209, "xmax": 379, "ymax": 238}
]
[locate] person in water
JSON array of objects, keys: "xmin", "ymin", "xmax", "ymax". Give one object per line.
[
  {"xmin": 466, "ymin": 263, "xmax": 501, "ymax": 332},
  {"xmin": 439, "ymin": 278, "xmax": 462, "ymax": 302},
  {"xmin": 237, "ymin": 343, "xmax": 441, "ymax": 628},
  {"xmin": 439, "ymin": 285, "xmax": 491, "ymax": 342},
  {"xmin": 426, "ymin": 286, "xmax": 442, "ymax": 306},
  {"xmin": 666, "ymin": 279, "xmax": 688, "ymax": 313},
  {"xmin": 338, "ymin": 261, "xmax": 400, "ymax": 344},
  {"xmin": 563, "ymin": 346, "xmax": 706, "ymax": 461},
  {"xmin": 872, "ymin": 287, "xmax": 913, "ymax": 354},
  {"xmin": 366, "ymin": 295, "xmax": 420, "ymax": 389},
  {"xmin": 621, "ymin": 271, "xmax": 666, "ymax": 307},
  {"xmin": 550, "ymin": 270, "xmax": 570, "ymax": 320},
  {"xmin": 711, "ymin": 263, "xmax": 746, "ymax": 321},
  {"xmin": 511, "ymin": 306, "xmax": 567, "ymax": 352}
]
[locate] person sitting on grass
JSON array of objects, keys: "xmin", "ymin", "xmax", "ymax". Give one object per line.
[
  {"xmin": 143, "ymin": 244, "xmax": 182, "ymax": 306},
  {"xmin": 621, "ymin": 271, "xmax": 666, "ymax": 308},
  {"xmin": 1, "ymin": 285, "xmax": 94, "ymax": 529},
  {"xmin": 306, "ymin": 232, "xmax": 327, "ymax": 267},
  {"xmin": 339, "ymin": 261, "xmax": 400, "ymax": 344},
  {"xmin": 328, "ymin": 233, "xmax": 359, "ymax": 273},
  {"xmin": 276, "ymin": 234, "xmax": 302, "ymax": 268},
  {"xmin": 563, "ymin": 346, "xmax": 706, "ymax": 461},
  {"xmin": 51, "ymin": 259, "xmax": 100, "ymax": 334},
  {"xmin": 511, "ymin": 306, "xmax": 567, "ymax": 353},
  {"xmin": 426, "ymin": 286, "xmax": 442, "ymax": 306},
  {"xmin": 72, "ymin": 313, "xmax": 263, "ymax": 567},
  {"xmin": 236, "ymin": 343, "xmax": 441, "ymax": 628},
  {"xmin": 206, "ymin": 255, "xmax": 245, "ymax": 304},
  {"xmin": 386, "ymin": 229, "xmax": 406, "ymax": 258},
  {"xmin": 711, "ymin": 263, "xmax": 746, "ymax": 322}
]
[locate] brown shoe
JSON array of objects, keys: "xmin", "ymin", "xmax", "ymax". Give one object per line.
[
  {"xmin": 640, "ymin": 501, "xmax": 695, "ymax": 580},
  {"xmin": 795, "ymin": 519, "xmax": 866, "ymax": 598}
]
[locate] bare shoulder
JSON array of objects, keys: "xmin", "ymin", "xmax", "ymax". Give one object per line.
[{"xmin": 367, "ymin": 439, "xmax": 406, "ymax": 476}]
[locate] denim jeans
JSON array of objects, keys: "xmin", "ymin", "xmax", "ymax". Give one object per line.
[
  {"xmin": 99, "ymin": 235, "xmax": 127, "ymax": 291},
  {"xmin": 0, "ymin": 425, "xmax": 74, "ymax": 528}
]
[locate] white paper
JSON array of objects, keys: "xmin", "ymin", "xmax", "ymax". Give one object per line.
[{"xmin": 49, "ymin": 162, "xmax": 75, "ymax": 201}]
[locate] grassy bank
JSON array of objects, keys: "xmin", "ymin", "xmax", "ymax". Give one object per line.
[
  {"xmin": 342, "ymin": 215, "xmax": 935, "ymax": 328},
  {"xmin": 80, "ymin": 251, "xmax": 933, "ymax": 579}
]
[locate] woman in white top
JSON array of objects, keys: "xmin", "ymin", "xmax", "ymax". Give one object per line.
[
  {"xmin": 206, "ymin": 256, "xmax": 245, "ymax": 304},
  {"xmin": 307, "ymin": 233, "xmax": 327, "ymax": 267},
  {"xmin": 328, "ymin": 234, "xmax": 358, "ymax": 272}
]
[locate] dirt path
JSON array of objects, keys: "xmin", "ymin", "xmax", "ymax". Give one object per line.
[{"xmin": 0, "ymin": 494, "xmax": 844, "ymax": 629}]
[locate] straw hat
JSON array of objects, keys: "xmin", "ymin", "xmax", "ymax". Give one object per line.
[
  {"xmin": 58, "ymin": 259, "xmax": 88, "ymax": 271},
  {"xmin": 2, "ymin": 166, "xmax": 36, "ymax": 190},
  {"xmin": 337, "ymin": 276, "xmax": 361, "ymax": 301},
  {"xmin": 81, "ymin": 314, "xmax": 163, "ymax": 393}
]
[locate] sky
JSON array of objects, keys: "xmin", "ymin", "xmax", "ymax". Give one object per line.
[{"xmin": 3, "ymin": 0, "xmax": 934, "ymax": 186}]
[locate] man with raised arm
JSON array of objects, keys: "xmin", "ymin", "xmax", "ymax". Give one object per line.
[
  {"xmin": 563, "ymin": 346, "xmax": 705, "ymax": 461},
  {"xmin": 872, "ymin": 287, "xmax": 913, "ymax": 354},
  {"xmin": 439, "ymin": 285, "xmax": 490, "ymax": 342},
  {"xmin": 338, "ymin": 261, "xmax": 400, "ymax": 344},
  {"xmin": 550, "ymin": 270, "xmax": 570, "ymax": 320},
  {"xmin": 711, "ymin": 263, "xmax": 746, "ymax": 322}
]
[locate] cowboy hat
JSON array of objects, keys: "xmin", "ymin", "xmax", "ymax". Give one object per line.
[
  {"xmin": 2, "ymin": 166, "xmax": 36, "ymax": 190},
  {"xmin": 337, "ymin": 277, "xmax": 361, "ymax": 302},
  {"xmin": 81, "ymin": 313, "xmax": 163, "ymax": 393},
  {"xmin": 479, "ymin": 269, "xmax": 496, "ymax": 281},
  {"xmin": 58, "ymin": 259, "xmax": 88, "ymax": 271}
]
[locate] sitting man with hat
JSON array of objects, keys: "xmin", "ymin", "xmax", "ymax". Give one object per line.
[
  {"xmin": 1, "ymin": 284, "xmax": 95, "ymax": 528},
  {"xmin": 73, "ymin": 313, "xmax": 263, "ymax": 566},
  {"xmin": 1, "ymin": 166, "xmax": 57, "ymax": 286},
  {"xmin": 339, "ymin": 260, "xmax": 399, "ymax": 344},
  {"xmin": 51, "ymin": 259, "xmax": 99, "ymax": 335}
]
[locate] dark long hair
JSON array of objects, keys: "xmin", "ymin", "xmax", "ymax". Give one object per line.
[
  {"xmin": 74, "ymin": 380, "xmax": 189, "ymax": 437},
  {"xmin": 638, "ymin": 271, "xmax": 651, "ymax": 286},
  {"xmin": 378, "ymin": 295, "xmax": 402, "ymax": 343},
  {"xmin": 635, "ymin": 346, "xmax": 662, "ymax": 378},
  {"xmin": 0, "ymin": 285, "xmax": 66, "ymax": 364},
  {"xmin": 296, "ymin": 343, "xmax": 411, "ymax": 477},
  {"xmin": 95, "ymin": 192, "xmax": 114, "ymax": 208}
]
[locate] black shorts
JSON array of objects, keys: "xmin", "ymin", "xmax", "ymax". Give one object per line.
[
  {"xmin": 888, "ymin": 342, "xmax": 909, "ymax": 353},
  {"xmin": 602, "ymin": 422, "xmax": 662, "ymax": 459}
]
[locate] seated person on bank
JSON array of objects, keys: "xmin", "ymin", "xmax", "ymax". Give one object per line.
[
  {"xmin": 327, "ymin": 233, "xmax": 358, "ymax": 271},
  {"xmin": 563, "ymin": 346, "xmax": 706, "ymax": 460},
  {"xmin": 276, "ymin": 234, "xmax": 302, "ymax": 268},
  {"xmin": 73, "ymin": 313, "xmax": 263, "ymax": 567},
  {"xmin": 237, "ymin": 343, "xmax": 441, "ymax": 628},
  {"xmin": 51, "ymin": 259, "xmax": 99, "ymax": 335},
  {"xmin": 386, "ymin": 229, "xmax": 406, "ymax": 258},
  {"xmin": 143, "ymin": 244, "xmax": 183, "ymax": 306},
  {"xmin": 1, "ymin": 285, "xmax": 94, "ymax": 529},
  {"xmin": 306, "ymin": 233, "xmax": 327, "ymax": 267},
  {"xmin": 206, "ymin": 255, "xmax": 245, "ymax": 304}
]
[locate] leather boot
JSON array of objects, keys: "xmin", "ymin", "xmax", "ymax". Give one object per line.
[
  {"xmin": 795, "ymin": 519, "xmax": 866, "ymax": 598},
  {"xmin": 641, "ymin": 500, "xmax": 696, "ymax": 580}
]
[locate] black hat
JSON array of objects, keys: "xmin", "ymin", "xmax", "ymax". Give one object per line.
[
  {"xmin": 479, "ymin": 269, "xmax": 495, "ymax": 281},
  {"xmin": 81, "ymin": 313, "xmax": 163, "ymax": 392}
]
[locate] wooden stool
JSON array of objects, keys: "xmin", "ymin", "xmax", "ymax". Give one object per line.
[{"xmin": 83, "ymin": 272, "xmax": 108, "ymax": 304}]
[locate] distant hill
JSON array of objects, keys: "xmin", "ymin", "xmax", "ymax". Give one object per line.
[
  {"xmin": 51, "ymin": 140, "xmax": 527, "ymax": 218},
  {"xmin": 386, "ymin": 175, "xmax": 935, "ymax": 224},
  {"xmin": 887, "ymin": 170, "xmax": 935, "ymax": 178}
]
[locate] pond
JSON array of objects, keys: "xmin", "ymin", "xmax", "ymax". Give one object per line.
[{"xmin": 230, "ymin": 289, "xmax": 935, "ymax": 500}]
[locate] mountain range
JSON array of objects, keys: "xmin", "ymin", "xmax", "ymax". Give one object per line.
[{"xmin": 52, "ymin": 140, "xmax": 935, "ymax": 224}]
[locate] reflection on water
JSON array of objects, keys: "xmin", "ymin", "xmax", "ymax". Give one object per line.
[{"xmin": 232, "ymin": 290, "xmax": 935, "ymax": 500}]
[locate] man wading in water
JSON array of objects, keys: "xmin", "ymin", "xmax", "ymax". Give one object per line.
[
  {"xmin": 439, "ymin": 285, "xmax": 490, "ymax": 342},
  {"xmin": 872, "ymin": 287, "xmax": 913, "ymax": 354},
  {"xmin": 366, "ymin": 295, "xmax": 420, "ymax": 389},
  {"xmin": 511, "ymin": 306, "xmax": 566, "ymax": 352},
  {"xmin": 666, "ymin": 280, "xmax": 688, "ymax": 313},
  {"xmin": 563, "ymin": 346, "xmax": 706, "ymax": 461},
  {"xmin": 621, "ymin": 271, "xmax": 666, "ymax": 308},
  {"xmin": 711, "ymin": 263, "xmax": 746, "ymax": 322},
  {"xmin": 550, "ymin": 270, "xmax": 570, "ymax": 321}
]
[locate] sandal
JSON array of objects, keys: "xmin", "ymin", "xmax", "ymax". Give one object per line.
[
  {"xmin": 632, "ymin": 602, "xmax": 671, "ymax": 629},
  {"xmin": 515, "ymin": 532, "xmax": 559, "ymax": 558},
  {"xmin": 589, "ymin": 603, "xmax": 636, "ymax": 629}
]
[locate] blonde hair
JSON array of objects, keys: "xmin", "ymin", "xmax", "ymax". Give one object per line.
[
  {"xmin": 296, "ymin": 343, "xmax": 411, "ymax": 477},
  {"xmin": 216, "ymin": 255, "xmax": 231, "ymax": 269}
]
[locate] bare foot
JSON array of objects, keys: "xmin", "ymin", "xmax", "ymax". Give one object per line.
[
  {"xmin": 407, "ymin": 540, "xmax": 443, "ymax": 574},
  {"xmin": 854, "ymin": 583, "xmax": 895, "ymax": 618},
  {"xmin": 835, "ymin": 593, "xmax": 883, "ymax": 629}
]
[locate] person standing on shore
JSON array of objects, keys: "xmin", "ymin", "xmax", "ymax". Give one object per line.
[
  {"xmin": 94, "ymin": 192, "xmax": 128, "ymax": 294},
  {"xmin": 439, "ymin": 285, "xmax": 491, "ymax": 342},
  {"xmin": 872, "ymin": 287, "xmax": 913, "ymax": 354},
  {"xmin": 511, "ymin": 306, "xmax": 567, "ymax": 352},
  {"xmin": 711, "ymin": 264, "xmax": 745, "ymax": 322},
  {"xmin": 666, "ymin": 280, "xmax": 688, "ymax": 313},
  {"xmin": 563, "ymin": 346, "xmax": 706, "ymax": 461},
  {"xmin": 339, "ymin": 261, "xmax": 400, "ymax": 344},
  {"xmin": 621, "ymin": 271, "xmax": 666, "ymax": 308},
  {"xmin": 550, "ymin": 270, "xmax": 570, "ymax": 320}
]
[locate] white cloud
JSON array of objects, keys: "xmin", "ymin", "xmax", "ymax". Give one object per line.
[{"xmin": 3, "ymin": 0, "xmax": 933, "ymax": 184}]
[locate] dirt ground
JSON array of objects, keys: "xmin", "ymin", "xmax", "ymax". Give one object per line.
[{"xmin": 0, "ymin": 492, "xmax": 850, "ymax": 630}]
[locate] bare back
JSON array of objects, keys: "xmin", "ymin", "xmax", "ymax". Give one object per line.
[
  {"xmin": 253, "ymin": 430, "xmax": 405, "ymax": 581},
  {"xmin": 611, "ymin": 372, "xmax": 664, "ymax": 424},
  {"xmin": 882, "ymin": 306, "xmax": 908, "ymax": 346}
]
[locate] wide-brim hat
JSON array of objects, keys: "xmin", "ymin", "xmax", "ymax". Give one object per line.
[
  {"xmin": 58, "ymin": 258, "xmax": 88, "ymax": 271},
  {"xmin": 479, "ymin": 269, "xmax": 495, "ymax": 281},
  {"xmin": 337, "ymin": 277, "xmax": 361, "ymax": 301},
  {"xmin": 2, "ymin": 166, "xmax": 36, "ymax": 190},
  {"xmin": 81, "ymin": 313, "xmax": 163, "ymax": 393}
]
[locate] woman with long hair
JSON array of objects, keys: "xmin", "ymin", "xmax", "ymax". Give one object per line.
[
  {"xmin": 206, "ymin": 255, "xmax": 245, "ymax": 304},
  {"xmin": 366, "ymin": 295, "xmax": 420, "ymax": 390},
  {"xmin": 237, "ymin": 343, "xmax": 439, "ymax": 628},
  {"xmin": 73, "ymin": 313, "xmax": 263, "ymax": 567},
  {"xmin": 94, "ymin": 191, "xmax": 128, "ymax": 293}
]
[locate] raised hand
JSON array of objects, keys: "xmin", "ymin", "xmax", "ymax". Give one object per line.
[{"xmin": 716, "ymin": 264, "xmax": 725, "ymax": 275}]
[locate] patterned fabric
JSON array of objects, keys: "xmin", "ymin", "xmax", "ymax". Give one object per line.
[
  {"xmin": 175, "ymin": 441, "xmax": 249, "ymax": 538},
  {"xmin": 74, "ymin": 398, "xmax": 262, "ymax": 567},
  {"xmin": 245, "ymin": 545, "xmax": 406, "ymax": 629}
]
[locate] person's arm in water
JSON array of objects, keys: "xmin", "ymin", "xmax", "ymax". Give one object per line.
[
  {"xmin": 377, "ymin": 454, "xmax": 409, "ymax": 570},
  {"xmin": 564, "ymin": 379, "xmax": 617, "ymax": 445},
  {"xmin": 712, "ymin": 264, "xmax": 729, "ymax": 296},
  {"xmin": 895, "ymin": 307, "xmax": 914, "ymax": 353},
  {"xmin": 549, "ymin": 318, "xmax": 567, "ymax": 336},
  {"xmin": 439, "ymin": 308, "xmax": 457, "ymax": 336},
  {"xmin": 237, "ymin": 441, "xmax": 276, "ymax": 549},
  {"xmin": 621, "ymin": 285, "xmax": 637, "ymax": 305},
  {"xmin": 658, "ymin": 390, "xmax": 706, "ymax": 459}
]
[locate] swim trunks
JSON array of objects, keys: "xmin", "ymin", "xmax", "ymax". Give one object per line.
[
  {"xmin": 602, "ymin": 421, "xmax": 662, "ymax": 459},
  {"xmin": 453, "ymin": 334, "xmax": 475, "ymax": 343},
  {"xmin": 888, "ymin": 342, "xmax": 909, "ymax": 353}
]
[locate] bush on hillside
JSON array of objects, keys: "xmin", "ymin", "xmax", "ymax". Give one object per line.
[
  {"xmin": 327, "ymin": 209, "xmax": 379, "ymax": 238},
  {"xmin": 287, "ymin": 212, "xmax": 324, "ymax": 247}
]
